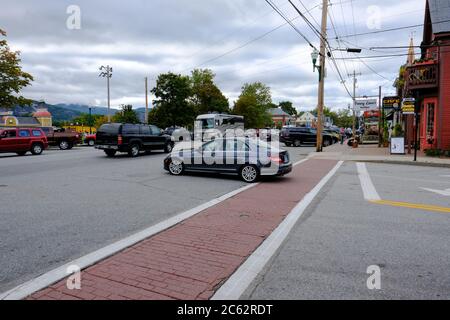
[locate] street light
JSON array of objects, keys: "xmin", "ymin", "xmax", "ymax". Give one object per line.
[{"xmin": 99, "ymin": 65, "xmax": 113, "ymax": 123}]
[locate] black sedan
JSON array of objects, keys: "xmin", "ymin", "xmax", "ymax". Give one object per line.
[{"xmin": 163, "ymin": 138, "xmax": 292, "ymax": 183}]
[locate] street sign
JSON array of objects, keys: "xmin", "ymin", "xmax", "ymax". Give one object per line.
[
  {"xmin": 383, "ymin": 96, "xmax": 400, "ymax": 111},
  {"xmin": 355, "ymin": 99, "xmax": 378, "ymax": 110},
  {"xmin": 402, "ymin": 98, "xmax": 416, "ymax": 115}
]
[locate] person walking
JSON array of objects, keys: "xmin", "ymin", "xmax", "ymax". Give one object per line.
[{"xmin": 340, "ymin": 127, "xmax": 345, "ymax": 144}]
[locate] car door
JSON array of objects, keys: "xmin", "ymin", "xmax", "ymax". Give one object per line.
[
  {"xmin": 17, "ymin": 129, "xmax": 31, "ymax": 151},
  {"xmin": 149, "ymin": 125, "xmax": 166, "ymax": 150},
  {"xmin": 0, "ymin": 129, "xmax": 17, "ymax": 152},
  {"xmin": 139, "ymin": 125, "xmax": 152, "ymax": 150}
]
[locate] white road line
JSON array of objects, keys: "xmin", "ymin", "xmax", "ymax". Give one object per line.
[
  {"xmin": 0, "ymin": 157, "xmax": 310, "ymax": 300},
  {"xmin": 212, "ymin": 161, "xmax": 344, "ymax": 300},
  {"xmin": 356, "ymin": 162, "xmax": 381, "ymax": 201}
]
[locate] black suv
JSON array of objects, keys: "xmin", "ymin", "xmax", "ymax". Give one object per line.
[
  {"xmin": 95, "ymin": 123, "xmax": 174, "ymax": 157},
  {"xmin": 280, "ymin": 127, "xmax": 334, "ymax": 147}
]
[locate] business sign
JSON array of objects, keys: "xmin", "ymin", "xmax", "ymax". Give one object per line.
[
  {"xmin": 355, "ymin": 99, "xmax": 378, "ymax": 110},
  {"xmin": 401, "ymin": 98, "xmax": 416, "ymax": 115},
  {"xmin": 383, "ymin": 96, "xmax": 401, "ymax": 111},
  {"xmin": 391, "ymin": 137, "xmax": 405, "ymax": 155}
]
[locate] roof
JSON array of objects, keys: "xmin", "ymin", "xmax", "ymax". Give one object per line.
[
  {"xmin": 428, "ymin": 0, "xmax": 450, "ymax": 34},
  {"xmin": 16, "ymin": 117, "xmax": 41, "ymax": 125},
  {"xmin": 268, "ymin": 108, "xmax": 292, "ymax": 117}
]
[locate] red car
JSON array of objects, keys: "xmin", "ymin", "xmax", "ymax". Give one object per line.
[
  {"xmin": 85, "ymin": 133, "xmax": 96, "ymax": 146},
  {"xmin": 0, "ymin": 127, "xmax": 49, "ymax": 156}
]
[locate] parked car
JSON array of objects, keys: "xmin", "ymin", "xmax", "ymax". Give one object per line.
[
  {"xmin": 0, "ymin": 127, "xmax": 48, "ymax": 156},
  {"xmin": 280, "ymin": 127, "xmax": 334, "ymax": 147},
  {"xmin": 95, "ymin": 123, "xmax": 174, "ymax": 157},
  {"xmin": 40, "ymin": 127, "xmax": 82, "ymax": 150},
  {"xmin": 163, "ymin": 126, "xmax": 192, "ymax": 142},
  {"xmin": 164, "ymin": 138, "xmax": 292, "ymax": 183},
  {"xmin": 84, "ymin": 133, "xmax": 96, "ymax": 146},
  {"xmin": 323, "ymin": 129, "xmax": 340, "ymax": 144}
]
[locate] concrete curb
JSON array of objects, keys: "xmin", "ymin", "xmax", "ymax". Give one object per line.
[{"xmin": 356, "ymin": 160, "xmax": 450, "ymax": 169}]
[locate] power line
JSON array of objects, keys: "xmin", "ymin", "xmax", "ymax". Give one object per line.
[
  {"xmin": 265, "ymin": 0, "xmax": 317, "ymax": 50},
  {"xmin": 338, "ymin": 18, "xmax": 450, "ymax": 39}
]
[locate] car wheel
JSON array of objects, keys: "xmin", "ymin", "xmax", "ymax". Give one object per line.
[
  {"xmin": 105, "ymin": 150, "xmax": 116, "ymax": 157},
  {"xmin": 17, "ymin": 151, "xmax": 27, "ymax": 156},
  {"xmin": 323, "ymin": 138, "xmax": 331, "ymax": 147},
  {"xmin": 240, "ymin": 165, "xmax": 259, "ymax": 183},
  {"xmin": 128, "ymin": 144, "xmax": 140, "ymax": 157},
  {"xmin": 168, "ymin": 159, "xmax": 184, "ymax": 175},
  {"xmin": 59, "ymin": 140, "xmax": 69, "ymax": 150},
  {"xmin": 285, "ymin": 142, "xmax": 292, "ymax": 147},
  {"xmin": 294, "ymin": 140, "xmax": 302, "ymax": 147},
  {"xmin": 31, "ymin": 143, "xmax": 43, "ymax": 155},
  {"xmin": 88, "ymin": 140, "xmax": 95, "ymax": 146},
  {"xmin": 164, "ymin": 142, "xmax": 174, "ymax": 153}
]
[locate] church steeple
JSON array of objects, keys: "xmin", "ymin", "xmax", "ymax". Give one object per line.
[{"xmin": 407, "ymin": 37, "xmax": 416, "ymax": 66}]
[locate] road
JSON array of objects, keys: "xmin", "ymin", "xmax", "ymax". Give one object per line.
[
  {"xmin": 243, "ymin": 162, "xmax": 450, "ymax": 300},
  {"xmin": 0, "ymin": 145, "xmax": 313, "ymax": 292}
]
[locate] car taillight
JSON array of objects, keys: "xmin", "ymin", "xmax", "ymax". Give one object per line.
[
  {"xmin": 118, "ymin": 135, "xmax": 123, "ymax": 145},
  {"xmin": 270, "ymin": 156, "xmax": 283, "ymax": 164}
]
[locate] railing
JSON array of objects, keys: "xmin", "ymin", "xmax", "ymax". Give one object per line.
[{"xmin": 406, "ymin": 61, "xmax": 439, "ymax": 90}]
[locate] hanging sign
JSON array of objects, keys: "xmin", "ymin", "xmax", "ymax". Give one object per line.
[{"xmin": 402, "ymin": 98, "xmax": 416, "ymax": 115}]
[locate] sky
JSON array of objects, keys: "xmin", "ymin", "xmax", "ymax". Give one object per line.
[{"xmin": 0, "ymin": 0, "xmax": 426, "ymax": 112}]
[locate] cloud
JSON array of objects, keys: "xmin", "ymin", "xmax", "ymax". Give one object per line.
[{"xmin": 0, "ymin": 0, "xmax": 425, "ymax": 111}]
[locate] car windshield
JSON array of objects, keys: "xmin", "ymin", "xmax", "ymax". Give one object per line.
[{"xmin": 195, "ymin": 119, "xmax": 215, "ymax": 130}]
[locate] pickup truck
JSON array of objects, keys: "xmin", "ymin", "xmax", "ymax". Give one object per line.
[{"xmin": 41, "ymin": 127, "xmax": 82, "ymax": 150}]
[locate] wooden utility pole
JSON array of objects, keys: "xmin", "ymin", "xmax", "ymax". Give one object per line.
[
  {"xmin": 145, "ymin": 77, "xmax": 149, "ymax": 124},
  {"xmin": 316, "ymin": 0, "xmax": 329, "ymax": 153}
]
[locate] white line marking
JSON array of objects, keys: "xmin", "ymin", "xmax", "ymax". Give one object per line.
[
  {"xmin": 212, "ymin": 161, "xmax": 344, "ymax": 300},
  {"xmin": 420, "ymin": 187, "xmax": 450, "ymax": 197},
  {"xmin": 356, "ymin": 162, "xmax": 381, "ymax": 201},
  {"xmin": 0, "ymin": 157, "xmax": 310, "ymax": 300}
]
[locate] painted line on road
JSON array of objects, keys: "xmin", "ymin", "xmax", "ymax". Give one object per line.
[
  {"xmin": 371, "ymin": 200, "xmax": 450, "ymax": 214},
  {"xmin": 356, "ymin": 162, "xmax": 381, "ymax": 201},
  {"xmin": 0, "ymin": 158, "xmax": 310, "ymax": 300},
  {"xmin": 212, "ymin": 160, "xmax": 344, "ymax": 300}
]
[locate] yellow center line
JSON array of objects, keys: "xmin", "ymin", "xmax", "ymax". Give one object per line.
[{"xmin": 370, "ymin": 200, "xmax": 450, "ymax": 214}]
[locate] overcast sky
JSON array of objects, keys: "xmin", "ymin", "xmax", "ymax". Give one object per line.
[{"xmin": 1, "ymin": 0, "xmax": 426, "ymax": 111}]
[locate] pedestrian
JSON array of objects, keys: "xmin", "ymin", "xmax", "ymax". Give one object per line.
[{"xmin": 340, "ymin": 127, "xmax": 345, "ymax": 144}]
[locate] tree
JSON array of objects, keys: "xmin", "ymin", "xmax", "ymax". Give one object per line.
[
  {"xmin": 72, "ymin": 113, "xmax": 104, "ymax": 127},
  {"xmin": 190, "ymin": 69, "xmax": 229, "ymax": 114},
  {"xmin": 334, "ymin": 109, "xmax": 353, "ymax": 128},
  {"xmin": 150, "ymin": 72, "xmax": 194, "ymax": 128},
  {"xmin": 279, "ymin": 101, "xmax": 297, "ymax": 117},
  {"xmin": 112, "ymin": 105, "xmax": 140, "ymax": 124},
  {"xmin": 233, "ymin": 82, "xmax": 273, "ymax": 128},
  {"xmin": 0, "ymin": 29, "xmax": 34, "ymax": 108}
]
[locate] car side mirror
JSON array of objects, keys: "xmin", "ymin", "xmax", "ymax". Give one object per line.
[{"xmin": 0, "ymin": 132, "xmax": 6, "ymax": 139}]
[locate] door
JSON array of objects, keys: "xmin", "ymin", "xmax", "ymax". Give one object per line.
[
  {"xmin": 422, "ymin": 98, "xmax": 437, "ymax": 149},
  {"xmin": 17, "ymin": 129, "xmax": 32, "ymax": 151},
  {"xmin": 139, "ymin": 125, "xmax": 152, "ymax": 150},
  {"xmin": 149, "ymin": 125, "xmax": 165, "ymax": 149},
  {"xmin": 0, "ymin": 129, "xmax": 18, "ymax": 152}
]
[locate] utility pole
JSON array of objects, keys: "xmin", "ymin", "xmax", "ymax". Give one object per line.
[
  {"xmin": 315, "ymin": 0, "xmax": 329, "ymax": 153},
  {"xmin": 99, "ymin": 65, "xmax": 113, "ymax": 123},
  {"xmin": 145, "ymin": 77, "xmax": 149, "ymax": 124},
  {"xmin": 348, "ymin": 70, "xmax": 362, "ymax": 144}
]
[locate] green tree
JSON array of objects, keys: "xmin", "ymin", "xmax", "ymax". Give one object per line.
[
  {"xmin": 233, "ymin": 82, "xmax": 273, "ymax": 128},
  {"xmin": 72, "ymin": 113, "xmax": 104, "ymax": 127},
  {"xmin": 279, "ymin": 101, "xmax": 297, "ymax": 117},
  {"xmin": 334, "ymin": 109, "xmax": 353, "ymax": 128},
  {"xmin": 0, "ymin": 29, "xmax": 34, "ymax": 108},
  {"xmin": 112, "ymin": 105, "xmax": 140, "ymax": 124},
  {"xmin": 190, "ymin": 69, "xmax": 229, "ymax": 114},
  {"xmin": 150, "ymin": 72, "xmax": 194, "ymax": 128}
]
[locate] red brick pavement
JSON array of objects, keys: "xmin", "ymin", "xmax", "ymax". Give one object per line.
[{"xmin": 27, "ymin": 159, "xmax": 338, "ymax": 300}]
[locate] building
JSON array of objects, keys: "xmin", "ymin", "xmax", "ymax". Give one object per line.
[
  {"xmin": 268, "ymin": 108, "xmax": 294, "ymax": 127},
  {"xmin": 296, "ymin": 112, "xmax": 317, "ymax": 128},
  {"xmin": 403, "ymin": 0, "xmax": 450, "ymax": 151},
  {"xmin": 0, "ymin": 108, "xmax": 53, "ymax": 128}
]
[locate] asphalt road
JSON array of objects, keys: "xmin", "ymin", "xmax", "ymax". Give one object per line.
[
  {"xmin": 243, "ymin": 162, "xmax": 450, "ymax": 300},
  {"xmin": 0, "ymin": 145, "xmax": 313, "ymax": 292}
]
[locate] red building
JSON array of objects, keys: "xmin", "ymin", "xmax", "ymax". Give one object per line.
[{"xmin": 404, "ymin": 0, "xmax": 450, "ymax": 151}]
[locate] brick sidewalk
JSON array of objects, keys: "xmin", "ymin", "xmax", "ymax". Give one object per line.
[{"xmin": 27, "ymin": 159, "xmax": 338, "ymax": 300}]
